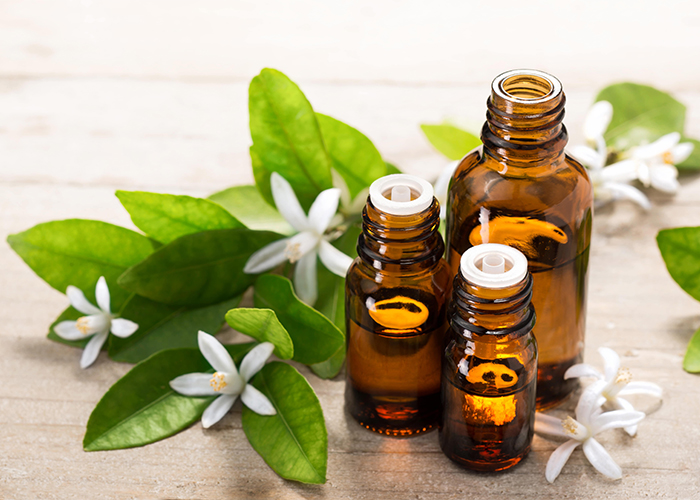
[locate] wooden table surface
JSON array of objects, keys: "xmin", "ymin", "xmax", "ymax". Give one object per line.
[{"xmin": 2, "ymin": 1, "xmax": 700, "ymax": 498}]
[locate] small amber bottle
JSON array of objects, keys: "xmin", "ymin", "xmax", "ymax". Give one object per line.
[
  {"xmin": 446, "ymin": 69, "xmax": 593, "ymax": 408},
  {"xmin": 345, "ymin": 174, "xmax": 451, "ymax": 436},
  {"xmin": 440, "ymin": 243, "xmax": 537, "ymax": 471}
]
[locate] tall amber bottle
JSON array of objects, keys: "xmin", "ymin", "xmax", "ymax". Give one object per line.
[
  {"xmin": 345, "ymin": 174, "xmax": 451, "ymax": 436},
  {"xmin": 446, "ymin": 69, "xmax": 593, "ymax": 408},
  {"xmin": 440, "ymin": 244, "xmax": 537, "ymax": 472}
]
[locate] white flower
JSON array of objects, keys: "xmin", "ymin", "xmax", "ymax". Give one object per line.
[
  {"xmin": 565, "ymin": 347, "xmax": 662, "ymax": 436},
  {"xmin": 535, "ymin": 380, "xmax": 645, "ymax": 483},
  {"xmin": 170, "ymin": 331, "xmax": 276, "ymax": 428},
  {"xmin": 627, "ymin": 132, "xmax": 694, "ymax": 193},
  {"xmin": 243, "ymin": 172, "xmax": 354, "ymax": 305},
  {"xmin": 332, "ymin": 168, "xmax": 369, "ymax": 217},
  {"xmin": 434, "ymin": 160, "xmax": 460, "ymax": 220},
  {"xmin": 571, "ymin": 101, "xmax": 652, "ymax": 210},
  {"xmin": 53, "ymin": 276, "xmax": 139, "ymax": 369}
]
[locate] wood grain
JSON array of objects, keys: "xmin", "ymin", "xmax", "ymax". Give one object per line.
[{"xmin": 1, "ymin": 1, "xmax": 700, "ymax": 498}]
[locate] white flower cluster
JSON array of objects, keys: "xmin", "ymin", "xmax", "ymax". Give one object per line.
[
  {"xmin": 535, "ymin": 347, "xmax": 662, "ymax": 483},
  {"xmin": 572, "ymin": 101, "xmax": 694, "ymax": 209}
]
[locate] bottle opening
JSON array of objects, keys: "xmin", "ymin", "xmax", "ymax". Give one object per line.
[
  {"xmin": 493, "ymin": 69, "xmax": 561, "ymax": 104},
  {"xmin": 460, "ymin": 243, "xmax": 528, "ymax": 289},
  {"xmin": 369, "ymin": 174, "xmax": 434, "ymax": 215}
]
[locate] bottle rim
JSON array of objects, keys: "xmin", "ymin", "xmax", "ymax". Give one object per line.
[
  {"xmin": 460, "ymin": 243, "xmax": 528, "ymax": 289},
  {"xmin": 368, "ymin": 174, "xmax": 434, "ymax": 216},
  {"xmin": 492, "ymin": 69, "xmax": 562, "ymax": 105}
]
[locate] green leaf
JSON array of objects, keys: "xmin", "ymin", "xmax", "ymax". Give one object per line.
[
  {"xmin": 657, "ymin": 227, "xmax": 700, "ymax": 301},
  {"xmin": 253, "ymin": 274, "xmax": 344, "ymax": 365},
  {"xmin": 108, "ymin": 295, "xmax": 241, "ymax": 363},
  {"xmin": 385, "ymin": 162, "xmax": 402, "ymax": 175},
  {"xmin": 208, "ymin": 185, "xmax": 293, "ymax": 235},
  {"xmin": 421, "ymin": 124, "xmax": 481, "ymax": 161},
  {"xmin": 317, "ymin": 113, "xmax": 386, "ymax": 198},
  {"xmin": 677, "ymin": 137, "xmax": 700, "ymax": 170},
  {"xmin": 683, "ymin": 327, "xmax": 700, "ymax": 373},
  {"xmin": 225, "ymin": 308, "xmax": 294, "ymax": 360},
  {"xmin": 116, "ymin": 191, "xmax": 243, "ymax": 244},
  {"xmin": 83, "ymin": 343, "xmax": 254, "ymax": 451},
  {"xmin": 7, "ymin": 219, "xmax": 154, "ymax": 308},
  {"xmin": 596, "ymin": 83, "xmax": 686, "ymax": 151},
  {"xmin": 249, "ymin": 68, "xmax": 333, "ymax": 211},
  {"xmin": 242, "ymin": 362, "xmax": 327, "ymax": 484},
  {"xmin": 118, "ymin": 228, "xmax": 281, "ymax": 307}
]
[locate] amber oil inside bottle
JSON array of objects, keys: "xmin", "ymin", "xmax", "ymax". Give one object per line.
[
  {"xmin": 445, "ymin": 69, "xmax": 593, "ymax": 409},
  {"xmin": 440, "ymin": 244, "xmax": 537, "ymax": 471},
  {"xmin": 345, "ymin": 174, "xmax": 451, "ymax": 437}
]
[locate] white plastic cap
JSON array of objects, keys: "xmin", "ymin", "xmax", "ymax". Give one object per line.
[
  {"xmin": 460, "ymin": 243, "xmax": 528, "ymax": 289},
  {"xmin": 369, "ymin": 174, "xmax": 434, "ymax": 216}
]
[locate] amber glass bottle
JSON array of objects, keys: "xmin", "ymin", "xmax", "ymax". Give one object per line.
[
  {"xmin": 345, "ymin": 174, "xmax": 451, "ymax": 436},
  {"xmin": 440, "ymin": 243, "xmax": 537, "ymax": 472},
  {"xmin": 446, "ymin": 69, "xmax": 593, "ymax": 408}
]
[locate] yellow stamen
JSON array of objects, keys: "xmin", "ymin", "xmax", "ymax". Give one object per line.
[
  {"xmin": 662, "ymin": 151, "xmax": 674, "ymax": 164},
  {"xmin": 615, "ymin": 367, "xmax": 632, "ymax": 385},
  {"xmin": 210, "ymin": 372, "xmax": 227, "ymax": 392},
  {"xmin": 562, "ymin": 416, "xmax": 578, "ymax": 435},
  {"xmin": 285, "ymin": 242, "xmax": 302, "ymax": 263},
  {"xmin": 76, "ymin": 317, "xmax": 91, "ymax": 335}
]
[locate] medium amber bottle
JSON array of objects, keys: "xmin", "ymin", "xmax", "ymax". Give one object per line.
[
  {"xmin": 440, "ymin": 243, "xmax": 537, "ymax": 471},
  {"xmin": 345, "ymin": 174, "xmax": 451, "ymax": 436},
  {"xmin": 446, "ymin": 69, "xmax": 593, "ymax": 408}
]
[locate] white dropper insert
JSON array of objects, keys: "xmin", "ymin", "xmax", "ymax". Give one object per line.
[
  {"xmin": 369, "ymin": 174, "xmax": 434, "ymax": 215},
  {"xmin": 460, "ymin": 243, "xmax": 528, "ymax": 289}
]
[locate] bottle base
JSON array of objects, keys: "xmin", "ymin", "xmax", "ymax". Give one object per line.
[
  {"xmin": 536, "ymin": 357, "xmax": 581, "ymax": 409},
  {"xmin": 345, "ymin": 386, "xmax": 440, "ymax": 437},
  {"xmin": 442, "ymin": 445, "xmax": 531, "ymax": 472}
]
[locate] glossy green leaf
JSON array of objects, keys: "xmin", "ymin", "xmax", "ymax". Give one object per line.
[
  {"xmin": 208, "ymin": 185, "xmax": 293, "ymax": 235},
  {"xmin": 677, "ymin": 137, "xmax": 700, "ymax": 170},
  {"xmin": 385, "ymin": 162, "xmax": 402, "ymax": 175},
  {"xmin": 310, "ymin": 224, "xmax": 359, "ymax": 378},
  {"xmin": 421, "ymin": 124, "xmax": 481, "ymax": 161},
  {"xmin": 253, "ymin": 274, "xmax": 344, "ymax": 365},
  {"xmin": 7, "ymin": 219, "xmax": 154, "ymax": 308},
  {"xmin": 225, "ymin": 308, "xmax": 294, "ymax": 360},
  {"xmin": 108, "ymin": 295, "xmax": 241, "ymax": 363},
  {"xmin": 118, "ymin": 228, "xmax": 281, "ymax": 307},
  {"xmin": 83, "ymin": 343, "xmax": 254, "ymax": 451},
  {"xmin": 116, "ymin": 191, "xmax": 243, "ymax": 244},
  {"xmin": 242, "ymin": 362, "xmax": 327, "ymax": 484},
  {"xmin": 657, "ymin": 227, "xmax": 700, "ymax": 301},
  {"xmin": 596, "ymin": 83, "xmax": 686, "ymax": 151},
  {"xmin": 683, "ymin": 327, "xmax": 700, "ymax": 373},
  {"xmin": 317, "ymin": 113, "xmax": 386, "ymax": 198},
  {"xmin": 249, "ymin": 68, "xmax": 333, "ymax": 211}
]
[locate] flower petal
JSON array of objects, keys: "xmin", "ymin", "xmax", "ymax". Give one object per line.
[
  {"xmin": 599, "ymin": 160, "xmax": 640, "ymax": 184},
  {"xmin": 110, "ymin": 318, "xmax": 139, "ymax": 338},
  {"xmin": 599, "ymin": 182, "xmax": 651, "ymax": 210},
  {"xmin": 615, "ymin": 397, "xmax": 639, "ymax": 436},
  {"xmin": 597, "ymin": 347, "xmax": 620, "ymax": 382},
  {"xmin": 331, "ymin": 169, "xmax": 352, "ymax": 209},
  {"xmin": 649, "ymin": 163, "xmax": 679, "ymax": 193},
  {"xmin": 66, "ymin": 286, "xmax": 101, "ymax": 315},
  {"xmin": 564, "ymin": 363, "xmax": 602, "ymax": 380},
  {"xmin": 670, "ymin": 142, "xmax": 694, "ymax": 164},
  {"xmin": 582, "ymin": 437, "xmax": 622, "ymax": 480},
  {"xmin": 241, "ymin": 385, "xmax": 277, "ymax": 415},
  {"xmin": 95, "ymin": 276, "xmax": 111, "ymax": 314},
  {"xmin": 239, "ymin": 342, "xmax": 275, "ymax": 382},
  {"xmin": 618, "ymin": 381, "xmax": 663, "ymax": 398},
  {"xmin": 80, "ymin": 330, "xmax": 108, "ymax": 369},
  {"xmin": 534, "ymin": 412, "xmax": 568, "ymax": 438},
  {"xmin": 583, "ymin": 101, "xmax": 613, "ymax": 141},
  {"xmin": 545, "ymin": 439, "xmax": 580, "ymax": 483},
  {"xmin": 198, "ymin": 331, "xmax": 236, "ymax": 374},
  {"xmin": 575, "ymin": 380, "xmax": 607, "ymax": 426},
  {"xmin": 286, "ymin": 231, "xmax": 320, "ymax": 262},
  {"xmin": 293, "ymin": 250, "xmax": 318, "ymax": 305},
  {"xmin": 319, "ymin": 240, "xmax": 354, "ymax": 277},
  {"xmin": 633, "ymin": 132, "xmax": 681, "ymax": 160},
  {"xmin": 590, "ymin": 409, "xmax": 645, "ymax": 434},
  {"xmin": 169, "ymin": 373, "xmax": 219, "ymax": 396},
  {"xmin": 308, "ymin": 188, "xmax": 341, "ymax": 235},
  {"xmin": 571, "ymin": 145, "xmax": 604, "ymax": 170},
  {"xmin": 53, "ymin": 320, "xmax": 85, "ymax": 340},
  {"xmin": 201, "ymin": 394, "xmax": 237, "ymax": 428},
  {"xmin": 271, "ymin": 172, "xmax": 309, "ymax": 232},
  {"xmin": 244, "ymin": 237, "xmax": 292, "ymax": 274}
]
